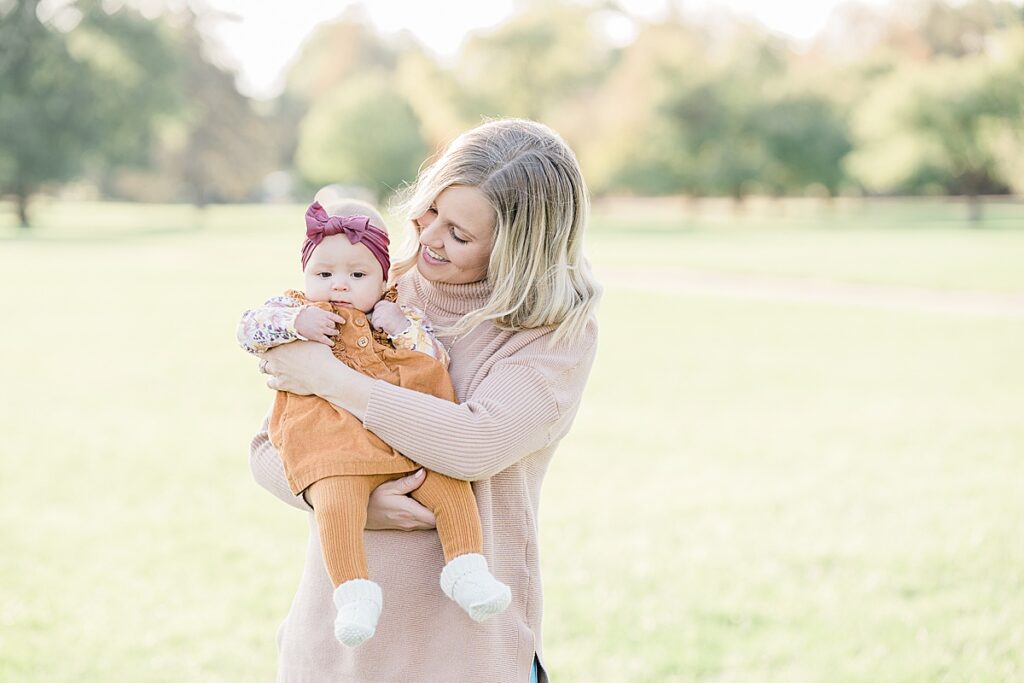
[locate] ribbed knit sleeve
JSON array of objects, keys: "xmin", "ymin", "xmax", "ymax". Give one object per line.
[
  {"xmin": 363, "ymin": 360, "xmax": 564, "ymax": 481},
  {"xmin": 249, "ymin": 413, "xmax": 313, "ymax": 512}
]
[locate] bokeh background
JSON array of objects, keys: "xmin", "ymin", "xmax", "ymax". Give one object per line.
[{"xmin": 2, "ymin": 0, "xmax": 1023, "ymax": 681}]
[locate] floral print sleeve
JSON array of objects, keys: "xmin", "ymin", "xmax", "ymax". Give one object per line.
[
  {"xmin": 390, "ymin": 305, "xmax": 450, "ymax": 368},
  {"xmin": 236, "ymin": 295, "xmax": 309, "ymax": 355}
]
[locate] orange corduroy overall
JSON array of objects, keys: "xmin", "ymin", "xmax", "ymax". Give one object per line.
[{"xmin": 268, "ymin": 290, "xmax": 482, "ymax": 586}]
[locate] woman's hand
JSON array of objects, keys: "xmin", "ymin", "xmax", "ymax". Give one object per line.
[
  {"xmin": 366, "ymin": 470, "xmax": 437, "ymax": 531},
  {"xmin": 262, "ymin": 341, "xmax": 338, "ymax": 396}
]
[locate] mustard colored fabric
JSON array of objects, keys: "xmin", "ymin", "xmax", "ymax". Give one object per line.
[
  {"xmin": 268, "ymin": 290, "xmax": 457, "ymax": 494},
  {"xmin": 306, "ymin": 472, "xmax": 482, "ymax": 587}
]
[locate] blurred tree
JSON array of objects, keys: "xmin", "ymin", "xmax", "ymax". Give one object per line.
[
  {"xmin": 172, "ymin": 11, "xmax": 277, "ymax": 206},
  {"xmin": 284, "ymin": 9, "xmax": 398, "ymax": 101},
  {"xmin": 109, "ymin": 9, "xmax": 281, "ymax": 206},
  {"xmin": 457, "ymin": 0, "xmax": 611, "ymax": 120},
  {"xmin": 283, "ymin": 10, "xmax": 413, "ymax": 197},
  {"xmin": 0, "ymin": 0, "xmax": 176, "ymax": 226},
  {"xmin": 917, "ymin": 0, "xmax": 1022, "ymax": 57},
  {"xmin": 659, "ymin": 30, "xmax": 791, "ymax": 201},
  {"xmin": 294, "ymin": 74, "xmax": 427, "ymax": 200},
  {"xmin": 755, "ymin": 94, "xmax": 853, "ymax": 197},
  {"xmin": 395, "ymin": 46, "xmax": 473, "ymax": 152},
  {"xmin": 575, "ymin": 19, "xmax": 708, "ymax": 195},
  {"xmin": 847, "ymin": 52, "xmax": 1020, "ymax": 220},
  {"xmin": 71, "ymin": 2, "xmax": 180, "ymax": 188}
]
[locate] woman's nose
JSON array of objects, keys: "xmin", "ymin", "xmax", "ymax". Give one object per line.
[{"xmin": 419, "ymin": 218, "xmax": 442, "ymax": 244}]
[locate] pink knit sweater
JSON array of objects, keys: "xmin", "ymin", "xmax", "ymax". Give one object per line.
[{"xmin": 249, "ymin": 268, "xmax": 598, "ymax": 683}]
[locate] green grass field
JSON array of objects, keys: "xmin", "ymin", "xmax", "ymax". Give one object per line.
[{"xmin": 1, "ymin": 200, "xmax": 1022, "ymax": 682}]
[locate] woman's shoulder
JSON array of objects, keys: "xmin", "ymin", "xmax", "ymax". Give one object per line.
[
  {"xmin": 488, "ymin": 315, "xmax": 598, "ymax": 384},
  {"xmin": 513, "ymin": 313, "xmax": 598, "ymax": 356}
]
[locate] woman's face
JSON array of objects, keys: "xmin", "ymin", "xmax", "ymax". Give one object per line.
[{"xmin": 414, "ymin": 185, "xmax": 496, "ymax": 285}]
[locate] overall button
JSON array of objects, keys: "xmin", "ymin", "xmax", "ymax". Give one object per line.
[
  {"xmin": 357, "ymin": 336, "xmax": 369, "ymax": 348},
  {"xmin": 354, "ymin": 317, "xmax": 366, "ymax": 327}
]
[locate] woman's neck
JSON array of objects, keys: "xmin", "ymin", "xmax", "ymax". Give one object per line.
[{"xmin": 408, "ymin": 269, "xmax": 491, "ymax": 318}]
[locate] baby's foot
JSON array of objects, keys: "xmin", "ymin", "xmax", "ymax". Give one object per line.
[
  {"xmin": 332, "ymin": 578, "xmax": 383, "ymax": 647},
  {"xmin": 440, "ymin": 553, "xmax": 511, "ymax": 622}
]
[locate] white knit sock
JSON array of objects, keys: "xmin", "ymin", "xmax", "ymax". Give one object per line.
[
  {"xmin": 439, "ymin": 553, "xmax": 511, "ymax": 623},
  {"xmin": 332, "ymin": 579, "xmax": 383, "ymax": 647}
]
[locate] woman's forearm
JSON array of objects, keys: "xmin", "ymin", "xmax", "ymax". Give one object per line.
[{"xmin": 316, "ymin": 361, "xmax": 375, "ymax": 421}]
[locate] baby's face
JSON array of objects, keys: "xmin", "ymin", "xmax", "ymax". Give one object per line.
[{"xmin": 303, "ymin": 234, "xmax": 386, "ymax": 312}]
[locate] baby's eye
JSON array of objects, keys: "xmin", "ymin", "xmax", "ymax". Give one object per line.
[
  {"xmin": 317, "ymin": 272, "xmax": 332, "ymax": 279},
  {"xmin": 352, "ymin": 272, "xmax": 366, "ymax": 279}
]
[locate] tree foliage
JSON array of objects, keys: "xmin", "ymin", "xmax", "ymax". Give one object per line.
[
  {"xmin": 0, "ymin": 0, "xmax": 177, "ymax": 225},
  {"xmin": 4, "ymin": 0, "xmax": 1024, "ymax": 219},
  {"xmin": 295, "ymin": 75, "xmax": 427, "ymax": 199},
  {"xmin": 457, "ymin": 0, "xmax": 611, "ymax": 121}
]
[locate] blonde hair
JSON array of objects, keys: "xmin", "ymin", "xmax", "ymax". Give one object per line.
[{"xmin": 392, "ymin": 118, "xmax": 601, "ymax": 344}]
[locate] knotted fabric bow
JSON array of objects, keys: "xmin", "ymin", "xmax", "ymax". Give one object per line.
[{"xmin": 301, "ymin": 201, "xmax": 390, "ymax": 280}]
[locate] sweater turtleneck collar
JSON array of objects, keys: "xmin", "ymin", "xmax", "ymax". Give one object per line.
[{"xmin": 408, "ymin": 268, "xmax": 492, "ymax": 318}]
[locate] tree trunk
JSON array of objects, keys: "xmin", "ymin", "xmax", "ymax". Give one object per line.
[
  {"xmin": 966, "ymin": 193, "xmax": 982, "ymax": 225},
  {"xmin": 16, "ymin": 192, "xmax": 30, "ymax": 228}
]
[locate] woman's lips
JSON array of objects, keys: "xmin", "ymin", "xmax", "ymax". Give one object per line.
[{"xmin": 421, "ymin": 246, "xmax": 450, "ymax": 265}]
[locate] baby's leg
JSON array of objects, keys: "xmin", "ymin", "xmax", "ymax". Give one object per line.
[
  {"xmin": 305, "ymin": 475, "xmax": 377, "ymax": 585},
  {"xmin": 411, "ymin": 470, "xmax": 510, "ymax": 622},
  {"xmin": 305, "ymin": 474, "xmax": 391, "ymax": 647},
  {"xmin": 408, "ymin": 470, "xmax": 482, "ymax": 562}
]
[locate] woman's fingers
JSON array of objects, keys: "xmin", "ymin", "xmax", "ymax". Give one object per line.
[
  {"xmin": 383, "ymin": 495, "xmax": 436, "ymax": 530},
  {"xmin": 383, "ymin": 469, "xmax": 426, "ymax": 495},
  {"xmin": 366, "ymin": 471, "xmax": 437, "ymax": 531},
  {"xmin": 397, "ymin": 498, "xmax": 436, "ymax": 530}
]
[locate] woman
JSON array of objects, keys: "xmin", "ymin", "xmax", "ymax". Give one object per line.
[{"xmin": 252, "ymin": 118, "xmax": 601, "ymax": 682}]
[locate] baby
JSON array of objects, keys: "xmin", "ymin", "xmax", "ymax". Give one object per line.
[{"xmin": 237, "ymin": 196, "xmax": 510, "ymax": 647}]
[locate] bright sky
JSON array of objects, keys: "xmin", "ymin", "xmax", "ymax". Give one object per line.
[{"xmin": 198, "ymin": 0, "xmax": 891, "ymax": 99}]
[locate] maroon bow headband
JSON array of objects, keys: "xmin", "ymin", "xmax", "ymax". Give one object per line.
[{"xmin": 301, "ymin": 201, "xmax": 390, "ymax": 280}]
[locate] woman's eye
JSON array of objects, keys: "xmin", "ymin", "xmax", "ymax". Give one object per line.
[{"xmin": 449, "ymin": 227, "xmax": 468, "ymax": 245}]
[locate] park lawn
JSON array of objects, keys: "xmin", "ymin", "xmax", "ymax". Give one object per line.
[
  {"xmin": 585, "ymin": 198, "xmax": 1024, "ymax": 293},
  {"xmin": 1, "ymin": 203, "xmax": 1022, "ymax": 681},
  {"xmin": 5, "ymin": 199, "xmax": 1024, "ymax": 292},
  {"xmin": 543, "ymin": 290, "xmax": 1024, "ymax": 682}
]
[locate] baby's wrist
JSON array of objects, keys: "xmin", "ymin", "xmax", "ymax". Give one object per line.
[{"xmin": 384, "ymin": 320, "xmax": 412, "ymax": 337}]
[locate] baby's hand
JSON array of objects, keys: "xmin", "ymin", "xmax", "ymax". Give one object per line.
[
  {"xmin": 371, "ymin": 300, "xmax": 411, "ymax": 337},
  {"xmin": 295, "ymin": 307, "xmax": 345, "ymax": 346}
]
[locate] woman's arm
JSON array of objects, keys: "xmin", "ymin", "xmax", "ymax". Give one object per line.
[
  {"xmin": 361, "ymin": 361, "xmax": 563, "ymax": 480},
  {"xmin": 262, "ymin": 338, "xmax": 595, "ymax": 481}
]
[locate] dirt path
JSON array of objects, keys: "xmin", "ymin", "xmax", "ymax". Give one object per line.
[{"xmin": 598, "ymin": 266, "xmax": 1024, "ymax": 318}]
